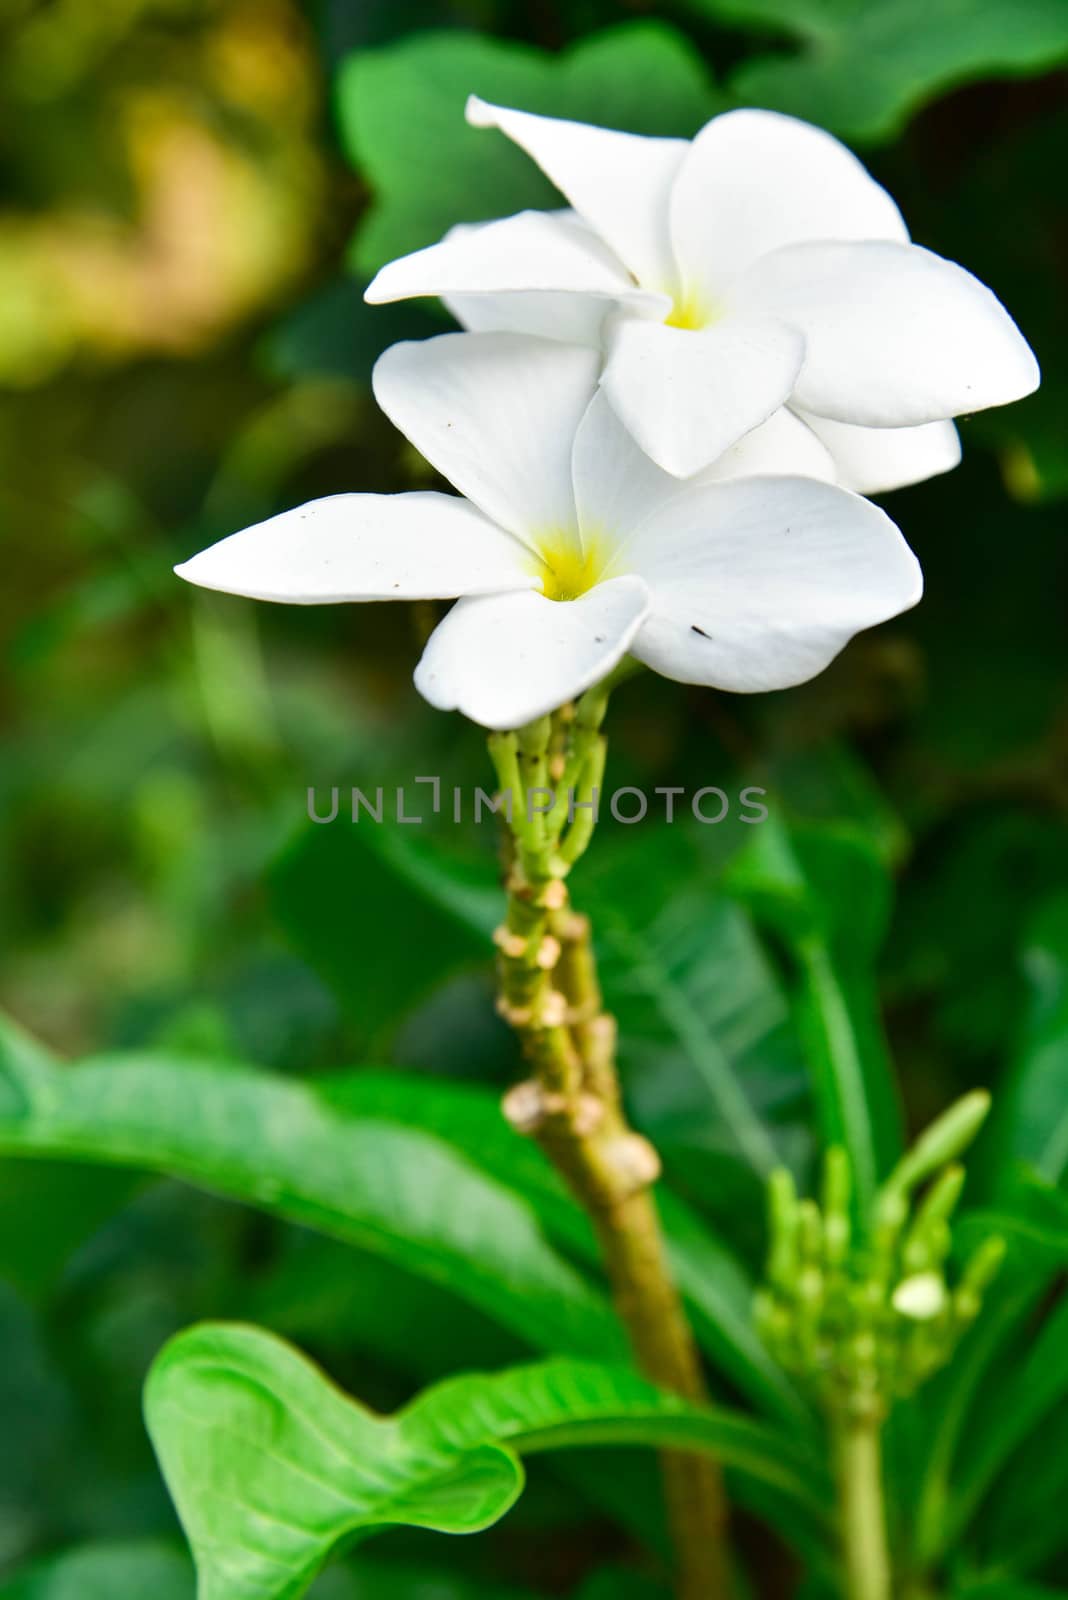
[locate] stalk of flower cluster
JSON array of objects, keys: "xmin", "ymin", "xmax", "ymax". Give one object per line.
[
  {"xmin": 833, "ymin": 1410, "xmax": 891, "ymax": 1600},
  {"xmin": 488, "ymin": 671, "xmax": 730, "ymax": 1600},
  {"xmin": 756, "ymin": 1096, "xmax": 1006, "ymax": 1600}
]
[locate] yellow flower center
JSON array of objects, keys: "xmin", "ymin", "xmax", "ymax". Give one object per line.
[
  {"xmin": 664, "ymin": 289, "xmax": 715, "ymax": 331},
  {"xmin": 533, "ymin": 531, "xmax": 610, "ymax": 602}
]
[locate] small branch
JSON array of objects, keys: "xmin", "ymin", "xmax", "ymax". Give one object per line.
[{"xmin": 491, "ymin": 693, "xmax": 730, "ymax": 1599}]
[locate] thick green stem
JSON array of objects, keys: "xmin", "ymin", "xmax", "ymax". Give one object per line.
[{"xmin": 833, "ymin": 1412, "xmax": 891, "ymax": 1600}]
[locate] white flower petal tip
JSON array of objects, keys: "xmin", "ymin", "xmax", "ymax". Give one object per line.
[
  {"xmin": 670, "ymin": 106, "xmax": 908, "ymax": 297},
  {"xmin": 625, "ymin": 476, "xmax": 923, "ymax": 693},
  {"xmin": 414, "ymin": 575, "xmax": 651, "ymax": 730},
  {"xmin": 465, "ymin": 94, "xmax": 495, "ymax": 128},
  {"xmin": 741, "ymin": 241, "xmax": 1040, "ymax": 426},
  {"xmin": 799, "ymin": 412, "xmax": 962, "ymax": 495},
  {"xmin": 173, "ymin": 492, "xmax": 533, "ymax": 605},
  {"xmin": 364, "ymin": 209, "xmax": 639, "ymax": 306},
  {"xmin": 600, "ymin": 318, "xmax": 805, "ymax": 478},
  {"xmin": 459, "ymin": 96, "xmax": 687, "ymax": 289}
]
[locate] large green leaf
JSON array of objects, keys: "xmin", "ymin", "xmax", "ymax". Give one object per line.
[
  {"xmin": 339, "ymin": 24, "xmax": 720, "ymax": 273},
  {"xmin": 0, "ymin": 1543, "xmax": 531, "ymax": 1600},
  {"xmin": 953, "ymin": 1583, "xmax": 1068, "ymax": 1600},
  {"xmin": 146, "ymin": 1323, "xmax": 830, "ymax": 1600},
  {"xmin": 705, "ymin": 0, "xmax": 1068, "ymax": 142},
  {"xmin": 974, "ymin": 1400, "xmax": 1068, "ymax": 1575},
  {"xmin": 251, "ymin": 1238, "xmax": 520, "ymax": 1381},
  {"xmin": 577, "ymin": 825, "xmax": 802, "ymax": 1184},
  {"xmin": 264, "ymin": 279, "xmax": 442, "ymax": 386},
  {"xmin": 273, "ymin": 818, "xmax": 812, "ymax": 1421},
  {"xmin": 0, "ymin": 1542, "xmax": 192, "ymax": 1600},
  {"xmin": 991, "ymin": 896, "xmax": 1068, "ymax": 1184},
  {"xmin": 278, "ymin": 811, "xmax": 802, "ymax": 1190},
  {"xmin": 911, "ymin": 1275, "xmax": 1048, "ymax": 1568},
  {"xmin": 0, "ymin": 1016, "xmax": 142, "ymax": 1295},
  {"xmin": 364, "ymin": 815, "xmax": 805, "ymax": 1185},
  {"xmin": 268, "ymin": 822, "xmax": 488, "ymax": 1045},
  {"xmin": 0, "ymin": 1035, "xmax": 619, "ymax": 1360},
  {"xmin": 958, "ymin": 1181, "xmax": 1068, "ymax": 1267},
  {"xmin": 945, "ymin": 1293, "xmax": 1068, "ymax": 1549},
  {"xmin": 0, "ymin": 1012, "xmax": 802, "ymax": 1422},
  {"xmin": 329, "ymin": 1070, "xmax": 808, "ymax": 1424},
  {"xmin": 724, "ymin": 817, "xmax": 902, "ymax": 1211}
]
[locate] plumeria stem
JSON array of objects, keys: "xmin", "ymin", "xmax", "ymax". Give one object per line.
[
  {"xmin": 833, "ymin": 1411, "xmax": 891, "ymax": 1600},
  {"xmin": 491, "ymin": 678, "xmax": 730, "ymax": 1600}
]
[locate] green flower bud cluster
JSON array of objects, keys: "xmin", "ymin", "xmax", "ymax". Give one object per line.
[
  {"xmin": 755, "ymin": 1092, "xmax": 1006, "ymax": 1423},
  {"xmin": 487, "ymin": 674, "xmax": 617, "ymax": 884}
]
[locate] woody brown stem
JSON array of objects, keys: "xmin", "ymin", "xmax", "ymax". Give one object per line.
[{"xmin": 491, "ymin": 700, "xmax": 731, "ymax": 1599}]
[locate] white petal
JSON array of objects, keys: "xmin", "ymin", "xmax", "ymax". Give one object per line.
[
  {"xmin": 572, "ymin": 390, "xmax": 687, "ymax": 551},
  {"xmin": 697, "ymin": 407, "xmax": 835, "ymax": 484},
  {"xmin": 373, "ymin": 333, "xmax": 599, "ymax": 547},
  {"xmin": 444, "ymin": 286, "xmax": 610, "ymax": 347},
  {"xmin": 671, "ymin": 108, "xmax": 907, "ymax": 302},
  {"xmin": 738, "ymin": 241, "xmax": 1040, "ymax": 425},
  {"xmin": 415, "ymin": 577, "xmax": 651, "ymax": 729},
  {"xmin": 795, "ymin": 410, "xmax": 961, "ymax": 493},
  {"xmin": 174, "ymin": 493, "xmax": 533, "ymax": 604},
  {"xmin": 440, "ymin": 212, "xmax": 632, "ymax": 346},
  {"xmin": 625, "ymin": 476, "xmax": 922, "ymax": 691},
  {"xmin": 600, "ymin": 314, "xmax": 805, "ymax": 478},
  {"xmin": 366, "ymin": 209, "xmax": 652, "ymax": 306},
  {"xmin": 467, "ymin": 96, "xmax": 685, "ymax": 289}
]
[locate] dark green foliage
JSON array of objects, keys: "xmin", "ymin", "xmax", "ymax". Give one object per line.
[{"xmin": 1, "ymin": 0, "xmax": 1066, "ymax": 1595}]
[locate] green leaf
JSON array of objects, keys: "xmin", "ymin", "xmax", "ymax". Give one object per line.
[
  {"xmin": 953, "ymin": 1582, "xmax": 1068, "ymax": 1599},
  {"xmin": 263, "ymin": 279, "xmax": 442, "ymax": 386},
  {"xmin": 281, "ymin": 812, "xmax": 801, "ymax": 1187},
  {"xmin": 269, "ymin": 822, "xmax": 488, "ymax": 1045},
  {"xmin": 974, "ymin": 1399, "xmax": 1068, "ymax": 1574},
  {"xmin": 339, "ymin": 24, "xmax": 720, "ymax": 273},
  {"xmin": 0, "ymin": 1039, "xmax": 619, "ymax": 1360},
  {"xmin": 0, "ymin": 1156, "xmax": 142, "ymax": 1299},
  {"xmin": 576, "ymin": 822, "xmax": 802, "ymax": 1183},
  {"xmin": 0, "ymin": 1542, "xmax": 192, "ymax": 1600},
  {"xmin": 0, "ymin": 1544, "xmax": 527, "ymax": 1600},
  {"xmin": 271, "ymin": 820, "xmax": 812, "ymax": 1420},
  {"xmin": 712, "ymin": 0, "xmax": 1068, "ymax": 143},
  {"xmin": 945, "ymin": 1292, "xmax": 1068, "ymax": 1549},
  {"xmin": 329, "ymin": 1070, "xmax": 808, "ymax": 1424},
  {"xmin": 251, "ymin": 1239, "xmax": 520, "ymax": 1381},
  {"xmin": 146, "ymin": 1322, "xmax": 831, "ymax": 1600},
  {"xmin": 958, "ymin": 1181, "xmax": 1068, "ymax": 1267},
  {"xmin": 724, "ymin": 816, "xmax": 902, "ymax": 1210},
  {"xmin": 573, "ymin": 1573, "xmax": 669, "ymax": 1600},
  {"xmin": 911, "ymin": 1275, "xmax": 1048, "ymax": 1567},
  {"xmin": 302, "ymin": 1563, "xmax": 533, "ymax": 1600},
  {"xmin": 0, "ymin": 1015, "xmax": 144, "ymax": 1294},
  {"xmin": 991, "ymin": 895, "xmax": 1068, "ymax": 1184}
]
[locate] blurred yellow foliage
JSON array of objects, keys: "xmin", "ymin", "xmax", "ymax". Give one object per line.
[{"xmin": 0, "ymin": 0, "xmax": 326, "ymax": 384}]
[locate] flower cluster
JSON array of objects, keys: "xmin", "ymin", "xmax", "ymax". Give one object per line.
[
  {"xmin": 177, "ymin": 103, "xmax": 1038, "ymax": 729},
  {"xmin": 755, "ymin": 1093, "xmax": 1005, "ymax": 1423}
]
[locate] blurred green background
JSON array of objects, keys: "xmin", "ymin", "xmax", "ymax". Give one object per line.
[{"xmin": 0, "ymin": 0, "xmax": 1066, "ymax": 1595}]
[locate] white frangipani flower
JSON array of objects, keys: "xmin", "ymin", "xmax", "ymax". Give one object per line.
[
  {"xmin": 432, "ymin": 212, "xmax": 964, "ymax": 496},
  {"xmin": 175, "ymin": 333, "xmax": 922, "ymax": 730},
  {"xmin": 434, "ymin": 213, "xmax": 965, "ymax": 496},
  {"xmin": 366, "ymin": 105, "xmax": 1038, "ymax": 481}
]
